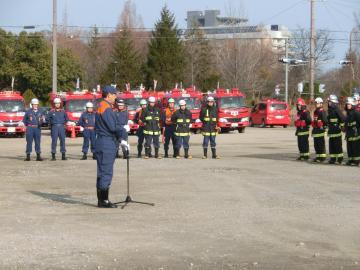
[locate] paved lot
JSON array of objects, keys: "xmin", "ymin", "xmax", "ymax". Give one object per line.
[{"xmin": 0, "ymin": 127, "xmax": 359, "ymax": 270}]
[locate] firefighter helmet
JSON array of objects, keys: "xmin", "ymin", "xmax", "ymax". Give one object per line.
[
  {"xmin": 31, "ymin": 98, "xmax": 39, "ymax": 105},
  {"xmin": 314, "ymin": 97, "xmax": 323, "ymax": 104},
  {"xmin": 296, "ymin": 98, "xmax": 306, "ymax": 106},
  {"xmin": 179, "ymin": 100, "xmax": 186, "ymax": 106},
  {"xmin": 328, "ymin": 95, "xmax": 339, "ymax": 104},
  {"xmin": 140, "ymin": 99, "xmax": 147, "ymax": 105},
  {"xmin": 207, "ymin": 96, "xmax": 215, "ymax": 102},
  {"xmin": 353, "ymin": 93, "xmax": 360, "ymax": 101},
  {"xmin": 53, "ymin": 97, "xmax": 62, "ymax": 104},
  {"xmin": 86, "ymin": 102, "xmax": 93, "ymax": 108},
  {"xmin": 116, "ymin": 98, "xmax": 125, "ymax": 105},
  {"xmin": 148, "ymin": 96, "xmax": 156, "ymax": 103},
  {"xmin": 168, "ymin": 98, "xmax": 175, "ymax": 103},
  {"xmin": 345, "ymin": 97, "xmax": 356, "ymax": 106}
]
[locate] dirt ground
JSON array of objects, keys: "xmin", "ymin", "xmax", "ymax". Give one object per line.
[{"xmin": 0, "ymin": 127, "xmax": 359, "ymax": 270}]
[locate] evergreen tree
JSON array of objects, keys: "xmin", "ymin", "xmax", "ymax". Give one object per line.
[
  {"xmin": 146, "ymin": 6, "xmax": 185, "ymax": 90},
  {"xmin": 85, "ymin": 25, "xmax": 103, "ymax": 88},
  {"xmin": 101, "ymin": 28, "xmax": 142, "ymax": 88}
]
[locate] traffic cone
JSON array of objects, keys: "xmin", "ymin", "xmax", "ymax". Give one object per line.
[{"xmin": 71, "ymin": 125, "xmax": 76, "ymax": 139}]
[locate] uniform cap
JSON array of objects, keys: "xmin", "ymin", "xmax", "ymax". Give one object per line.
[
  {"xmin": 103, "ymin": 85, "xmax": 117, "ymax": 95},
  {"xmin": 296, "ymin": 98, "xmax": 305, "ymax": 106}
]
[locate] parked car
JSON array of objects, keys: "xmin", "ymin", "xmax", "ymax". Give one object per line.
[{"xmin": 250, "ymin": 99, "xmax": 291, "ymax": 128}]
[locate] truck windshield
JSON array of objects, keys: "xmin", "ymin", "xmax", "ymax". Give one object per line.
[
  {"xmin": 174, "ymin": 97, "xmax": 200, "ymax": 110},
  {"xmin": 218, "ymin": 96, "xmax": 245, "ymax": 109},
  {"xmin": 125, "ymin": 98, "xmax": 142, "ymax": 111},
  {"xmin": 65, "ymin": 99, "xmax": 93, "ymax": 112},
  {"xmin": 270, "ymin": 103, "xmax": 287, "ymax": 110},
  {"xmin": 0, "ymin": 100, "xmax": 25, "ymax": 112}
]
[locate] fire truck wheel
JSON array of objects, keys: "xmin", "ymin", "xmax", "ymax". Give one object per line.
[{"xmin": 238, "ymin": 127, "xmax": 245, "ymax": 133}]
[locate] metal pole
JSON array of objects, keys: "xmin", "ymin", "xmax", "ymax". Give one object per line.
[
  {"xmin": 285, "ymin": 38, "xmax": 289, "ymax": 103},
  {"xmin": 309, "ymin": 0, "xmax": 316, "ymax": 100},
  {"xmin": 52, "ymin": 0, "xmax": 57, "ymax": 94}
]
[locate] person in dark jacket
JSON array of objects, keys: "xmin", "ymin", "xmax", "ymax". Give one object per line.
[
  {"xmin": 161, "ymin": 98, "xmax": 177, "ymax": 158},
  {"xmin": 294, "ymin": 98, "xmax": 312, "ymax": 161},
  {"xmin": 344, "ymin": 97, "xmax": 360, "ymax": 166},
  {"xmin": 134, "ymin": 99, "xmax": 147, "ymax": 158},
  {"xmin": 200, "ymin": 96, "xmax": 220, "ymax": 159},
  {"xmin": 171, "ymin": 99, "xmax": 192, "ymax": 159},
  {"xmin": 141, "ymin": 96, "xmax": 162, "ymax": 159},
  {"xmin": 23, "ymin": 98, "xmax": 43, "ymax": 161},
  {"xmin": 78, "ymin": 102, "xmax": 96, "ymax": 160},
  {"xmin": 114, "ymin": 98, "xmax": 129, "ymax": 159},
  {"xmin": 311, "ymin": 97, "xmax": 328, "ymax": 163},
  {"xmin": 327, "ymin": 95, "xmax": 346, "ymax": 164}
]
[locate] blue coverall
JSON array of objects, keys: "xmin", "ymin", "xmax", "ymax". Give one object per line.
[
  {"xmin": 23, "ymin": 109, "xmax": 43, "ymax": 154},
  {"xmin": 79, "ymin": 111, "xmax": 96, "ymax": 154},
  {"xmin": 48, "ymin": 109, "xmax": 68, "ymax": 154},
  {"xmin": 95, "ymin": 100, "xmax": 126, "ymax": 190}
]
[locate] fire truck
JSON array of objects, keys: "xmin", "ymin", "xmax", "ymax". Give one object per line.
[
  {"xmin": 161, "ymin": 87, "xmax": 203, "ymax": 133},
  {"xmin": 206, "ymin": 88, "xmax": 249, "ymax": 133},
  {"xmin": 49, "ymin": 90, "xmax": 102, "ymax": 137},
  {"xmin": 0, "ymin": 90, "xmax": 26, "ymax": 137}
]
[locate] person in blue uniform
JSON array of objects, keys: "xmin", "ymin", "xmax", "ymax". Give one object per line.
[
  {"xmin": 79, "ymin": 102, "xmax": 96, "ymax": 160},
  {"xmin": 48, "ymin": 97, "xmax": 69, "ymax": 161},
  {"xmin": 23, "ymin": 98, "xmax": 43, "ymax": 161},
  {"xmin": 95, "ymin": 86, "xmax": 128, "ymax": 208},
  {"xmin": 134, "ymin": 99, "xmax": 147, "ymax": 158},
  {"xmin": 115, "ymin": 98, "xmax": 130, "ymax": 159}
]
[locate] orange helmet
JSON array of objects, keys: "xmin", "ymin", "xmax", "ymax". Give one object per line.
[{"xmin": 296, "ymin": 98, "xmax": 306, "ymax": 106}]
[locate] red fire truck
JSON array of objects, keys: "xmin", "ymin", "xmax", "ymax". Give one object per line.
[
  {"xmin": 0, "ymin": 90, "xmax": 26, "ymax": 137},
  {"xmin": 49, "ymin": 90, "xmax": 102, "ymax": 137},
  {"xmin": 207, "ymin": 88, "xmax": 249, "ymax": 133},
  {"xmin": 161, "ymin": 87, "xmax": 203, "ymax": 133}
]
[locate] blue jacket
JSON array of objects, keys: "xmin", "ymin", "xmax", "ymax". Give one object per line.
[
  {"xmin": 95, "ymin": 100, "xmax": 125, "ymax": 139},
  {"xmin": 48, "ymin": 109, "xmax": 69, "ymax": 125},
  {"xmin": 79, "ymin": 111, "xmax": 96, "ymax": 128},
  {"xmin": 23, "ymin": 109, "xmax": 43, "ymax": 127}
]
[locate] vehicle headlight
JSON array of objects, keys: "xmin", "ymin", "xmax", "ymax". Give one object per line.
[
  {"xmin": 241, "ymin": 117, "xmax": 249, "ymax": 122},
  {"xmin": 0, "ymin": 121, "xmax": 4, "ymax": 127},
  {"xmin": 67, "ymin": 121, "xmax": 76, "ymax": 126},
  {"xmin": 219, "ymin": 118, "xmax": 228, "ymax": 123},
  {"xmin": 128, "ymin": 120, "xmax": 134, "ymax": 125},
  {"xmin": 195, "ymin": 119, "xmax": 202, "ymax": 123},
  {"xmin": 18, "ymin": 121, "xmax": 25, "ymax": 127}
]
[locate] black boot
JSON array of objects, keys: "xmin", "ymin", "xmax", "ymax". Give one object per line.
[
  {"xmin": 51, "ymin": 153, "xmax": 56, "ymax": 161},
  {"xmin": 211, "ymin": 148, "xmax": 220, "ymax": 159},
  {"xmin": 337, "ymin": 157, "xmax": 343, "ymax": 165},
  {"xmin": 92, "ymin": 153, "xmax": 97, "ymax": 160},
  {"xmin": 155, "ymin": 148, "xmax": 162, "ymax": 159},
  {"xmin": 137, "ymin": 145, "xmax": 142, "ymax": 158},
  {"xmin": 36, "ymin": 153, "xmax": 43, "ymax": 161},
  {"xmin": 328, "ymin": 158, "xmax": 336, "ymax": 164},
  {"xmin": 184, "ymin": 148, "xmax": 192, "ymax": 159},
  {"xmin": 62, "ymin": 153, "xmax": 67, "ymax": 160},
  {"xmin": 175, "ymin": 148, "xmax": 180, "ymax": 159},
  {"xmin": 81, "ymin": 153, "xmax": 87, "ymax": 160},
  {"xmin": 202, "ymin": 148, "xmax": 208, "ymax": 159},
  {"xmin": 149, "ymin": 148, "xmax": 153, "ymax": 158},
  {"xmin": 144, "ymin": 148, "xmax": 150, "ymax": 159},
  {"xmin": 172, "ymin": 147, "xmax": 177, "ymax": 158},
  {"xmin": 164, "ymin": 148, "xmax": 169, "ymax": 158},
  {"xmin": 25, "ymin": 154, "xmax": 31, "ymax": 161},
  {"xmin": 97, "ymin": 189, "xmax": 117, "ymax": 208}
]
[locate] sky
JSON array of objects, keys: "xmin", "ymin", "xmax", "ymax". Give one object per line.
[{"xmin": 0, "ymin": 0, "xmax": 359, "ymax": 70}]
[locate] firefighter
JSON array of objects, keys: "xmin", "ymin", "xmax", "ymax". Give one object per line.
[
  {"xmin": 200, "ymin": 96, "xmax": 220, "ymax": 159},
  {"xmin": 353, "ymin": 93, "xmax": 360, "ymax": 112},
  {"xmin": 294, "ymin": 98, "xmax": 312, "ymax": 161},
  {"xmin": 79, "ymin": 102, "xmax": 96, "ymax": 160},
  {"xmin": 115, "ymin": 98, "xmax": 130, "ymax": 159},
  {"xmin": 327, "ymin": 94, "xmax": 346, "ymax": 164},
  {"xmin": 171, "ymin": 99, "xmax": 192, "ymax": 159},
  {"xmin": 311, "ymin": 97, "xmax": 328, "ymax": 163},
  {"xmin": 48, "ymin": 97, "xmax": 69, "ymax": 161},
  {"xmin": 141, "ymin": 96, "xmax": 162, "ymax": 159},
  {"xmin": 134, "ymin": 99, "xmax": 147, "ymax": 158},
  {"xmin": 95, "ymin": 85, "xmax": 127, "ymax": 208},
  {"xmin": 23, "ymin": 98, "xmax": 43, "ymax": 161},
  {"xmin": 344, "ymin": 97, "xmax": 360, "ymax": 166},
  {"xmin": 162, "ymin": 98, "xmax": 177, "ymax": 158}
]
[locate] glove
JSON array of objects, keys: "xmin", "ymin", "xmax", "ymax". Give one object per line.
[
  {"xmin": 120, "ymin": 140, "xmax": 130, "ymax": 151},
  {"xmin": 124, "ymin": 125, "xmax": 130, "ymax": 132}
]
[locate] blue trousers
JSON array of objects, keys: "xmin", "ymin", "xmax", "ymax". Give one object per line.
[
  {"xmin": 26, "ymin": 126, "xmax": 41, "ymax": 154},
  {"xmin": 203, "ymin": 135, "xmax": 216, "ymax": 148},
  {"xmin": 145, "ymin": 134, "xmax": 160, "ymax": 149},
  {"xmin": 164, "ymin": 126, "xmax": 176, "ymax": 150},
  {"xmin": 176, "ymin": 136, "xmax": 190, "ymax": 150},
  {"xmin": 82, "ymin": 129, "xmax": 96, "ymax": 154},
  {"xmin": 51, "ymin": 125, "xmax": 66, "ymax": 154},
  {"xmin": 96, "ymin": 136, "xmax": 117, "ymax": 190}
]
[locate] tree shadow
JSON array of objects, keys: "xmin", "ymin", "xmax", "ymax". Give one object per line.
[
  {"xmin": 28, "ymin": 190, "xmax": 96, "ymax": 207},
  {"xmin": 235, "ymin": 152, "xmax": 298, "ymax": 162}
]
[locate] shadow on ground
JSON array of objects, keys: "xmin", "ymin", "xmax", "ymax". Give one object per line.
[{"xmin": 28, "ymin": 190, "xmax": 95, "ymax": 207}]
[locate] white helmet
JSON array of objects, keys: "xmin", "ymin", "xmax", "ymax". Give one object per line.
[
  {"xmin": 314, "ymin": 97, "xmax": 323, "ymax": 104},
  {"xmin": 328, "ymin": 95, "xmax": 338, "ymax": 104},
  {"xmin": 207, "ymin": 96, "xmax": 215, "ymax": 102},
  {"xmin": 353, "ymin": 93, "xmax": 360, "ymax": 101},
  {"xmin": 31, "ymin": 98, "xmax": 39, "ymax": 105},
  {"xmin": 345, "ymin": 97, "xmax": 356, "ymax": 106},
  {"xmin": 86, "ymin": 102, "xmax": 93, "ymax": 108},
  {"xmin": 53, "ymin": 97, "xmax": 62, "ymax": 104},
  {"xmin": 148, "ymin": 96, "xmax": 156, "ymax": 103},
  {"xmin": 179, "ymin": 100, "xmax": 186, "ymax": 106}
]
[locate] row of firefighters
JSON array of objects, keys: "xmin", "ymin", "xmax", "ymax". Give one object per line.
[
  {"xmin": 22, "ymin": 95, "xmax": 221, "ymax": 161},
  {"xmin": 295, "ymin": 93, "xmax": 360, "ymax": 166}
]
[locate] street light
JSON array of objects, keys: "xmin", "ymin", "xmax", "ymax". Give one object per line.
[{"xmin": 340, "ymin": 59, "xmax": 355, "ymax": 95}]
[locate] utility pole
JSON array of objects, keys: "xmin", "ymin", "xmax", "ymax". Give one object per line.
[
  {"xmin": 285, "ymin": 38, "xmax": 289, "ymax": 103},
  {"xmin": 309, "ymin": 0, "xmax": 316, "ymax": 100},
  {"xmin": 52, "ymin": 0, "xmax": 58, "ymax": 94}
]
